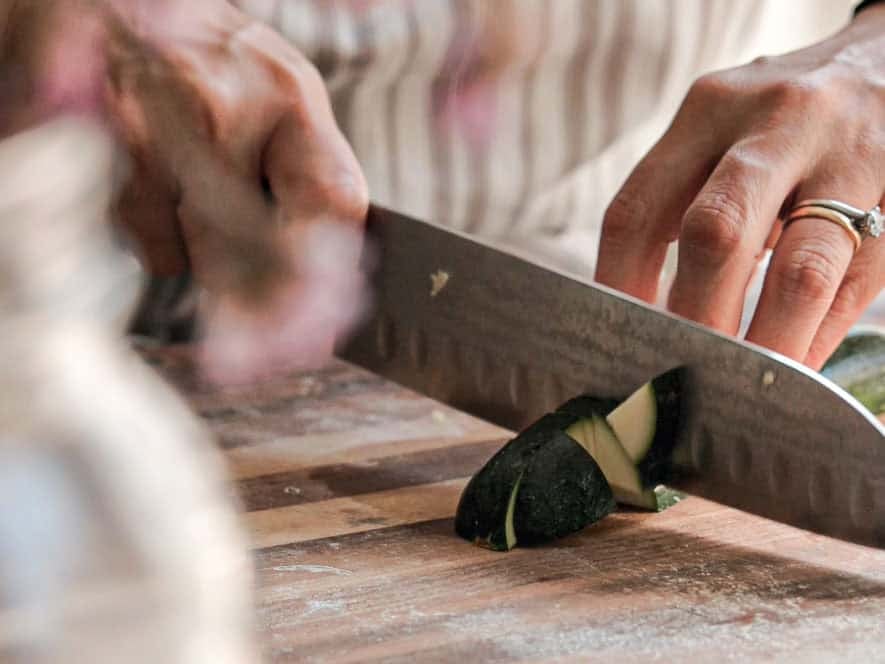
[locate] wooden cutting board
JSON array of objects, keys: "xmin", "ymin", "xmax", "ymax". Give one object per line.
[{"xmin": 144, "ymin": 346, "xmax": 885, "ymax": 663}]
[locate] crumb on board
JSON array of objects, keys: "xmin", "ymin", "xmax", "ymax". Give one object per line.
[{"xmin": 762, "ymin": 370, "xmax": 776, "ymax": 387}]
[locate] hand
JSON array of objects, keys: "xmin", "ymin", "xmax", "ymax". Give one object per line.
[
  {"xmin": 100, "ymin": 1, "xmax": 369, "ymax": 382},
  {"xmin": 596, "ymin": 6, "xmax": 885, "ymax": 369}
]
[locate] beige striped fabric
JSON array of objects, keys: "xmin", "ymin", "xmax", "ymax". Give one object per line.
[{"xmin": 237, "ymin": 0, "xmax": 854, "ymax": 279}]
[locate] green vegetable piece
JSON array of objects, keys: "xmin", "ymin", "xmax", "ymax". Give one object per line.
[
  {"xmin": 606, "ymin": 367, "xmax": 684, "ymax": 487},
  {"xmin": 556, "ymin": 395, "xmax": 620, "ymax": 418},
  {"xmin": 454, "ymin": 412, "xmax": 581, "ymax": 550},
  {"xmin": 653, "ymin": 486, "xmax": 686, "ymax": 512},
  {"xmin": 513, "ymin": 430, "xmax": 615, "ymax": 546},
  {"xmin": 822, "ymin": 327, "xmax": 885, "ymax": 417},
  {"xmin": 565, "ymin": 413, "xmax": 657, "ymax": 509}
]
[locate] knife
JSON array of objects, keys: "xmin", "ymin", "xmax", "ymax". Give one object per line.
[{"xmin": 339, "ymin": 205, "xmax": 885, "ymax": 548}]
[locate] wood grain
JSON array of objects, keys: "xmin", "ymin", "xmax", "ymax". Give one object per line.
[{"xmin": 140, "ymin": 346, "xmax": 885, "ymax": 663}]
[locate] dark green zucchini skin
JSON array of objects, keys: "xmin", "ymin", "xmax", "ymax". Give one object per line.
[
  {"xmin": 556, "ymin": 395, "xmax": 620, "ymax": 418},
  {"xmin": 822, "ymin": 328, "xmax": 885, "ymax": 417},
  {"xmin": 513, "ymin": 431, "xmax": 615, "ymax": 545},
  {"xmin": 454, "ymin": 412, "xmax": 580, "ymax": 549},
  {"xmin": 638, "ymin": 367, "xmax": 685, "ymax": 487}
]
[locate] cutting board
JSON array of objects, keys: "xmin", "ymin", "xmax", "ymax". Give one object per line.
[{"xmin": 144, "ymin": 346, "xmax": 885, "ymax": 663}]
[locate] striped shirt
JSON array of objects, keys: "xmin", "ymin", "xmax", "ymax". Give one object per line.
[{"xmin": 237, "ymin": 0, "xmax": 854, "ymax": 279}]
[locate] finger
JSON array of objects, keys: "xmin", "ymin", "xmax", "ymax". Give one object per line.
[
  {"xmin": 668, "ymin": 140, "xmax": 804, "ymax": 334},
  {"xmin": 804, "ymin": 208, "xmax": 885, "ymax": 369},
  {"xmin": 113, "ymin": 162, "xmax": 188, "ymax": 276},
  {"xmin": 595, "ymin": 128, "xmax": 718, "ymax": 303},
  {"xmin": 262, "ymin": 106, "xmax": 368, "ymax": 300},
  {"xmin": 746, "ymin": 171, "xmax": 880, "ymax": 362},
  {"xmin": 176, "ymin": 162, "xmax": 283, "ymax": 302},
  {"xmin": 262, "ymin": 107, "xmax": 368, "ymax": 230}
]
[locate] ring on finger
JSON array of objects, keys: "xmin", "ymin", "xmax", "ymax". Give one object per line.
[
  {"xmin": 784, "ymin": 205, "xmax": 862, "ymax": 253},
  {"xmin": 789, "ymin": 198, "xmax": 884, "ymax": 242}
]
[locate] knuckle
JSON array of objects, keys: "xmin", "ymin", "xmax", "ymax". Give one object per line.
[
  {"xmin": 334, "ymin": 170, "xmax": 370, "ymax": 222},
  {"xmin": 278, "ymin": 59, "xmax": 325, "ymax": 102},
  {"xmin": 764, "ymin": 77, "xmax": 830, "ymax": 113},
  {"xmin": 687, "ymin": 72, "xmax": 733, "ymax": 105},
  {"xmin": 776, "ymin": 244, "xmax": 843, "ymax": 304},
  {"xmin": 602, "ymin": 191, "xmax": 647, "ymax": 238},
  {"xmin": 750, "ymin": 54, "xmax": 777, "ymax": 69},
  {"xmin": 602, "ymin": 191, "xmax": 651, "ymax": 246},
  {"xmin": 681, "ymin": 192, "xmax": 747, "ymax": 262},
  {"xmin": 310, "ymin": 164, "xmax": 369, "ymax": 223}
]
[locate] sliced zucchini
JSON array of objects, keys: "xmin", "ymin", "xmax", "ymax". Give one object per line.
[
  {"xmin": 512, "ymin": 430, "xmax": 615, "ymax": 545},
  {"xmin": 455, "ymin": 414, "xmax": 615, "ymax": 551},
  {"xmin": 454, "ymin": 412, "xmax": 590, "ymax": 550},
  {"xmin": 556, "ymin": 395, "xmax": 619, "ymax": 419},
  {"xmin": 606, "ymin": 367, "xmax": 684, "ymax": 487},
  {"xmin": 822, "ymin": 326, "xmax": 885, "ymax": 417},
  {"xmin": 564, "ymin": 413, "xmax": 657, "ymax": 510},
  {"xmin": 502, "ymin": 472, "xmax": 524, "ymax": 551},
  {"xmin": 455, "ymin": 369, "xmax": 689, "ymax": 550}
]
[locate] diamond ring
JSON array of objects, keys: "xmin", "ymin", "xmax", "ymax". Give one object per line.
[{"xmin": 791, "ymin": 199, "xmax": 883, "ymax": 241}]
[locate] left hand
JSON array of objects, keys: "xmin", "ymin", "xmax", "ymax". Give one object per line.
[{"xmin": 596, "ymin": 5, "xmax": 885, "ymax": 369}]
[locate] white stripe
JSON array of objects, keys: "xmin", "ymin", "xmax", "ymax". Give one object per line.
[
  {"xmin": 391, "ymin": 2, "xmax": 454, "ymax": 222},
  {"xmin": 324, "ymin": 4, "xmax": 361, "ymax": 97},
  {"xmin": 347, "ymin": 6, "xmax": 412, "ymax": 208},
  {"xmin": 583, "ymin": 0, "xmax": 620, "ymax": 157},
  {"xmin": 518, "ymin": 0, "xmax": 583, "ymax": 231},
  {"xmin": 275, "ymin": 0, "xmax": 320, "ymax": 57},
  {"xmin": 663, "ymin": 1, "xmax": 705, "ymax": 107},
  {"xmin": 447, "ymin": 117, "xmax": 472, "ymax": 232},
  {"xmin": 481, "ymin": 13, "xmax": 531, "ymax": 237},
  {"xmin": 442, "ymin": 2, "xmax": 485, "ymax": 232}
]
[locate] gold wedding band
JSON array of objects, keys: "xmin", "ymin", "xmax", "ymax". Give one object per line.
[{"xmin": 784, "ymin": 205, "xmax": 862, "ymax": 253}]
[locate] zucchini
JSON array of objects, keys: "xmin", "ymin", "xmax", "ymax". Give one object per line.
[
  {"xmin": 455, "ymin": 368, "xmax": 687, "ymax": 550},
  {"xmin": 563, "ymin": 412, "xmax": 658, "ymax": 510},
  {"xmin": 512, "ymin": 431, "xmax": 615, "ymax": 545},
  {"xmin": 556, "ymin": 395, "xmax": 620, "ymax": 419},
  {"xmin": 822, "ymin": 326, "xmax": 885, "ymax": 417},
  {"xmin": 454, "ymin": 413, "xmax": 610, "ymax": 550},
  {"xmin": 606, "ymin": 367, "xmax": 684, "ymax": 487}
]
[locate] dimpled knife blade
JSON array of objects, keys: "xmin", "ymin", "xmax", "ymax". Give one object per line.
[{"xmin": 339, "ymin": 206, "xmax": 885, "ymax": 547}]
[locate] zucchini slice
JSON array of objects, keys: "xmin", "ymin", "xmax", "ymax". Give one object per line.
[
  {"xmin": 605, "ymin": 367, "xmax": 684, "ymax": 487},
  {"xmin": 454, "ymin": 412, "xmax": 591, "ymax": 550},
  {"xmin": 455, "ymin": 368, "xmax": 689, "ymax": 550},
  {"xmin": 822, "ymin": 326, "xmax": 885, "ymax": 417},
  {"xmin": 455, "ymin": 414, "xmax": 615, "ymax": 551},
  {"xmin": 512, "ymin": 431, "xmax": 615, "ymax": 545},
  {"xmin": 565, "ymin": 413, "xmax": 657, "ymax": 510}
]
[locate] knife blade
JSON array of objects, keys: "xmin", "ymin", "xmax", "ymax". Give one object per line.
[{"xmin": 339, "ymin": 205, "xmax": 885, "ymax": 548}]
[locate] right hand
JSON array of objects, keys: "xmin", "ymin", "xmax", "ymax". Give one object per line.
[
  {"xmin": 101, "ymin": 1, "xmax": 369, "ymax": 382},
  {"xmin": 4, "ymin": 0, "xmax": 369, "ymax": 381}
]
